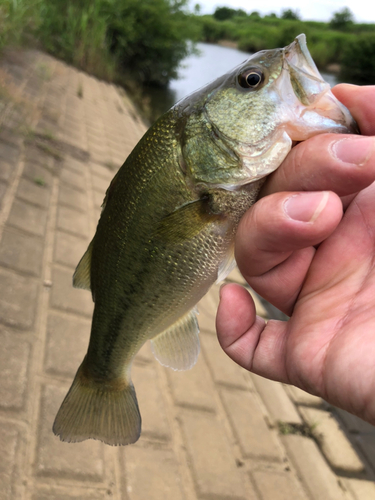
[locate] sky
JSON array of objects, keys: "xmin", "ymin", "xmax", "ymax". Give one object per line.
[{"xmin": 193, "ymin": 0, "xmax": 375, "ymax": 24}]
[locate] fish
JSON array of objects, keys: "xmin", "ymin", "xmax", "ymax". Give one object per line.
[{"xmin": 53, "ymin": 34, "xmax": 357, "ymax": 446}]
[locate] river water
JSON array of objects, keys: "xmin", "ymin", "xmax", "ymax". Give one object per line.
[{"xmin": 144, "ymin": 42, "xmax": 339, "ymax": 123}]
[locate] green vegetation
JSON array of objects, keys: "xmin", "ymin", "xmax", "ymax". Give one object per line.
[
  {"xmin": 0, "ymin": 0, "xmax": 198, "ymax": 86},
  {"xmin": 196, "ymin": 7, "xmax": 375, "ymax": 84},
  {"xmin": 0, "ymin": 2, "xmax": 374, "ymax": 89},
  {"xmin": 278, "ymin": 421, "xmax": 316, "ymax": 438},
  {"xmin": 341, "ymin": 34, "xmax": 375, "ymax": 84},
  {"xmin": 33, "ymin": 177, "xmax": 46, "ymax": 187}
]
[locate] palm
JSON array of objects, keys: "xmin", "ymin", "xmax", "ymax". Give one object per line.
[
  {"xmin": 284, "ymin": 184, "xmax": 375, "ymax": 422},
  {"xmin": 216, "ymin": 84, "xmax": 375, "ymax": 423}
]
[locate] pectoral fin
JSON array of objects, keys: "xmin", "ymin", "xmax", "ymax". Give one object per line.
[
  {"xmin": 150, "ymin": 309, "xmax": 200, "ymax": 370},
  {"xmin": 153, "ymin": 197, "xmax": 222, "ymax": 244},
  {"xmin": 216, "ymin": 244, "xmax": 236, "ymax": 283},
  {"xmin": 73, "ymin": 240, "xmax": 93, "ymax": 290}
]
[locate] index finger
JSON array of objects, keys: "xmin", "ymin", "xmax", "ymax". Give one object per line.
[
  {"xmin": 260, "ymin": 85, "xmax": 375, "ymax": 198},
  {"xmin": 332, "ymin": 84, "xmax": 375, "ymax": 136}
]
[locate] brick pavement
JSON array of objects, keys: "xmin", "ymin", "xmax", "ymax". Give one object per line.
[{"xmin": 1, "ymin": 48, "xmax": 375, "ymax": 500}]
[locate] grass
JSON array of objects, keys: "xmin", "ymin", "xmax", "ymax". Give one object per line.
[
  {"xmin": 278, "ymin": 421, "xmax": 317, "ymax": 438},
  {"xmin": 77, "ymin": 83, "xmax": 83, "ymax": 99},
  {"xmin": 33, "ymin": 176, "xmax": 46, "ymax": 186}
]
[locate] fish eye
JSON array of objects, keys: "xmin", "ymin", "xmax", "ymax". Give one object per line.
[{"xmin": 238, "ymin": 68, "xmax": 264, "ymax": 89}]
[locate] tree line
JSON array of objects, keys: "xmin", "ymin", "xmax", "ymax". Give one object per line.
[{"xmin": 0, "ymin": 1, "xmax": 373, "ymax": 90}]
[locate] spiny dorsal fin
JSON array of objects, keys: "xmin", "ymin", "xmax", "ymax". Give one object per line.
[
  {"xmin": 150, "ymin": 309, "xmax": 200, "ymax": 371},
  {"xmin": 73, "ymin": 240, "xmax": 93, "ymax": 290}
]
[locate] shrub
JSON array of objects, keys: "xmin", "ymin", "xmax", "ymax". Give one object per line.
[
  {"xmin": 106, "ymin": 0, "xmax": 199, "ymax": 86},
  {"xmin": 340, "ymin": 34, "xmax": 375, "ymax": 84}
]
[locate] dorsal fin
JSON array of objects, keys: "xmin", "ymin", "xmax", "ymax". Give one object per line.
[
  {"xmin": 150, "ymin": 309, "xmax": 200, "ymax": 371},
  {"xmin": 73, "ymin": 240, "xmax": 93, "ymax": 290}
]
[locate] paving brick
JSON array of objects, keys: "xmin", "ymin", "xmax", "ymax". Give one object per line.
[
  {"xmin": 64, "ymin": 157, "xmax": 86, "ymax": 174},
  {"xmin": 45, "ymin": 311, "xmax": 91, "ymax": 378},
  {"xmin": 85, "ymin": 131, "xmax": 106, "ymax": 147},
  {"xmin": 90, "ymin": 161, "xmax": 115, "ymax": 180},
  {"xmin": 54, "ymin": 230, "xmax": 89, "ymax": 269},
  {"xmin": 16, "ymin": 177, "xmax": 51, "ymax": 208},
  {"xmin": 57, "ymin": 205, "xmax": 89, "ymax": 238},
  {"xmin": 32, "ymin": 487, "xmax": 106, "ymax": 500},
  {"xmin": 226, "ymin": 266, "xmax": 246, "ymax": 285},
  {"xmin": 335, "ymin": 408, "xmax": 375, "ymax": 434},
  {"xmin": 299, "ymin": 406, "xmax": 364, "ymax": 473},
  {"xmin": 0, "ymin": 157, "xmax": 15, "ymax": 183},
  {"xmin": 86, "ymin": 129, "xmax": 105, "ymax": 146},
  {"xmin": 249, "ymin": 290, "xmax": 270, "ymax": 319},
  {"xmin": 36, "ymin": 384, "xmax": 104, "ymax": 481},
  {"xmin": 343, "ymin": 477, "xmax": 375, "ymax": 500},
  {"xmin": 110, "ymin": 154, "xmax": 126, "ymax": 168},
  {"xmin": 122, "ymin": 445, "xmax": 184, "ymax": 500},
  {"xmin": 355, "ymin": 434, "xmax": 375, "ymax": 468},
  {"xmin": 92, "ymin": 174, "xmax": 110, "ymax": 194},
  {"xmin": 221, "ymin": 388, "xmax": 283, "ymax": 461},
  {"xmin": 250, "ymin": 375, "xmax": 302, "ymax": 425},
  {"xmin": 166, "ymin": 355, "xmax": 216, "ymax": 412},
  {"xmin": 61, "ymin": 132, "xmax": 87, "ymax": 151},
  {"xmin": 93, "ymin": 189, "xmax": 105, "ymax": 209},
  {"xmin": 0, "ymin": 126, "xmax": 23, "ymax": 148},
  {"xmin": 0, "ymin": 327, "xmax": 30, "ymax": 410},
  {"xmin": 179, "ymin": 411, "xmax": 247, "ymax": 499},
  {"xmin": 63, "ymin": 116, "xmax": 85, "ymax": 133},
  {"xmin": 132, "ymin": 364, "xmax": 170, "ymax": 441},
  {"xmin": 0, "ymin": 421, "xmax": 20, "ymax": 500},
  {"xmin": 135, "ymin": 341, "xmax": 154, "ymax": 363},
  {"xmin": 0, "ymin": 269, "xmax": 38, "ymax": 330},
  {"xmin": 252, "ymin": 469, "xmax": 308, "ymax": 500},
  {"xmin": 90, "ymin": 149, "xmax": 111, "ymax": 164},
  {"xmin": 50, "ymin": 266, "xmax": 93, "ymax": 317},
  {"xmin": 285, "ymin": 385, "xmax": 323, "ymax": 408},
  {"xmin": 58, "ymin": 183, "xmax": 87, "ymax": 211},
  {"xmin": 24, "ymin": 142, "xmax": 57, "ymax": 168},
  {"xmin": 85, "ymin": 120, "xmax": 105, "ymax": 134},
  {"xmin": 22, "ymin": 159, "xmax": 54, "ymax": 185},
  {"xmin": 8, "ymin": 198, "xmax": 48, "ymax": 237},
  {"xmin": 0, "ymin": 141, "xmax": 20, "ymax": 164},
  {"xmin": 281, "ymin": 434, "xmax": 347, "ymax": 500},
  {"xmin": 201, "ymin": 332, "xmax": 249, "ymax": 389},
  {"xmin": 197, "ymin": 285, "xmax": 220, "ymax": 333},
  {"xmin": 0, "ymin": 228, "xmax": 44, "ymax": 276},
  {"xmin": 0, "ymin": 181, "xmax": 7, "ymax": 207},
  {"xmin": 60, "ymin": 167, "xmax": 86, "ymax": 191}
]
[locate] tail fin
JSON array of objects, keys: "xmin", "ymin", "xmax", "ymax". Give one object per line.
[{"xmin": 53, "ymin": 359, "xmax": 141, "ymax": 446}]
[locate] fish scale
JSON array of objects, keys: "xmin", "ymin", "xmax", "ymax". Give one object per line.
[{"xmin": 53, "ymin": 34, "xmax": 357, "ymax": 446}]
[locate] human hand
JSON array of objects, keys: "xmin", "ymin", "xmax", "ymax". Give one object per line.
[{"xmin": 216, "ymin": 85, "xmax": 375, "ymax": 424}]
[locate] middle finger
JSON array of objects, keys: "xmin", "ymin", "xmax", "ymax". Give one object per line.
[{"xmin": 261, "ymin": 134, "xmax": 375, "ymax": 199}]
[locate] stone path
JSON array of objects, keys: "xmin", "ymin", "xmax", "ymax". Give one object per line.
[{"xmin": 0, "ymin": 48, "xmax": 375, "ymax": 500}]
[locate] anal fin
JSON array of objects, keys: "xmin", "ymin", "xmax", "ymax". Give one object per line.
[{"xmin": 150, "ymin": 309, "xmax": 200, "ymax": 371}]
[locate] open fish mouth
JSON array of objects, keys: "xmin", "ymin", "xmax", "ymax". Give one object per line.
[{"xmin": 277, "ymin": 34, "xmax": 359, "ymax": 140}]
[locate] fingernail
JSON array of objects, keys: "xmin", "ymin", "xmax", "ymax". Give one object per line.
[
  {"xmin": 284, "ymin": 192, "xmax": 329, "ymax": 223},
  {"xmin": 331, "ymin": 136, "xmax": 374, "ymax": 165}
]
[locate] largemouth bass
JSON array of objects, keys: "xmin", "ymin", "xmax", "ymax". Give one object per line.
[{"xmin": 53, "ymin": 35, "xmax": 357, "ymax": 446}]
